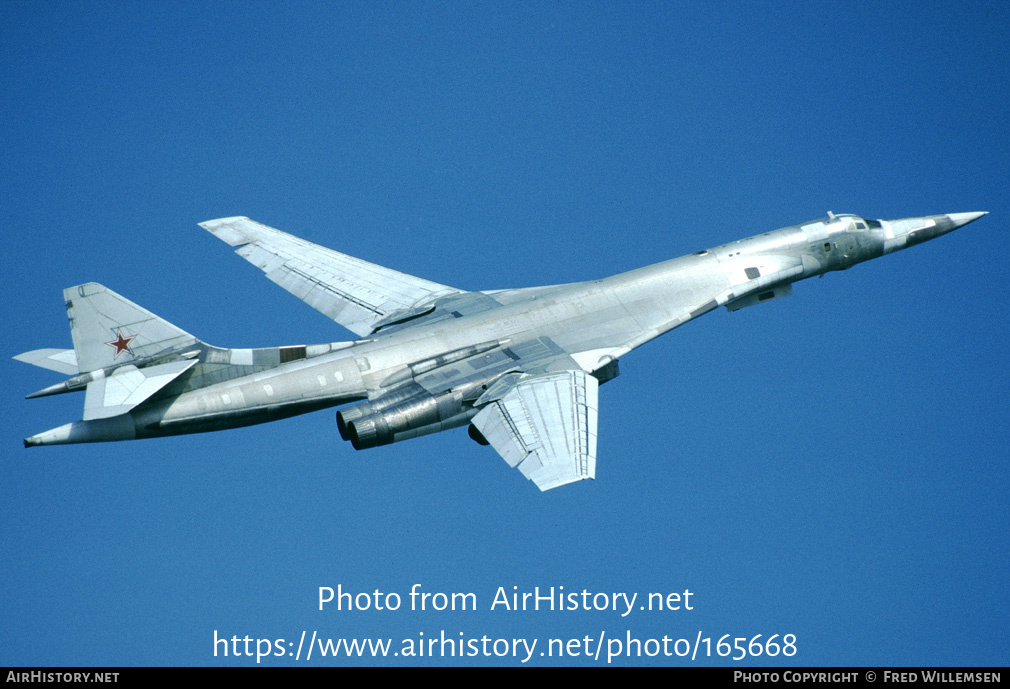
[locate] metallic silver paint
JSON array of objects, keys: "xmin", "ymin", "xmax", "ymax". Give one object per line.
[{"xmin": 17, "ymin": 211, "xmax": 988, "ymax": 490}]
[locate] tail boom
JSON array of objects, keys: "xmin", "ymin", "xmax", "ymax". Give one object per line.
[{"xmin": 24, "ymin": 415, "xmax": 137, "ymax": 447}]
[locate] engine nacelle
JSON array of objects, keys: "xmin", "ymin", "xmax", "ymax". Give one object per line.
[{"xmin": 336, "ymin": 383, "xmax": 476, "ymax": 450}]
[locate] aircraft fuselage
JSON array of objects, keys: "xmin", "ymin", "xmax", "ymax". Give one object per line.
[{"xmin": 22, "ymin": 211, "xmax": 984, "ymax": 452}]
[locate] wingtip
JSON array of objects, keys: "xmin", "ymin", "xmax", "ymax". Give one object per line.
[
  {"xmin": 198, "ymin": 216, "xmax": 250, "ymax": 229},
  {"xmin": 199, "ymin": 217, "xmax": 254, "ymax": 246}
]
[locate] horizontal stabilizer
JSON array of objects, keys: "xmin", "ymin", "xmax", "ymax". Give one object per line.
[
  {"xmin": 14, "ymin": 348, "xmax": 79, "ymax": 375},
  {"xmin": 83, "ymin": 359, "xmax": 197, "ymax": 420}
]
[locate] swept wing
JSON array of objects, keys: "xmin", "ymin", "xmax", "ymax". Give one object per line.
[
  {"xmin": 472, "ymin": 369, "xmax": 598, "ymax": 491},
  {"xmin": 200, "ymin": 217, "xmax": 464, "ymax": 337}
]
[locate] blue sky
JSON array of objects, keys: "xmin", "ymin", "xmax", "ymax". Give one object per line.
[{"xmin": 3, "ymin": 1, "xmax": 1007, "ymax": 666}]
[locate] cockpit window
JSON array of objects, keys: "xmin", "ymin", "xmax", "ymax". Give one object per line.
[
  {"xmin": 865, "ymin": 218, "xmax": 882, "ymax": 229},
  {"xmin": 854, "ymin": 221, "xmax": 868, "ymax": 231}
]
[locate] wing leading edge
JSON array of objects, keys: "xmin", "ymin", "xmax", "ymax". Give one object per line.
[{"xmin": 200, "ymin": 217, "xmax": 464, "ymax": 337}]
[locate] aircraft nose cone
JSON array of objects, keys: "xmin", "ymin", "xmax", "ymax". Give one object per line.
[{"xmin": 947, "ymin": 212, "xmax": 988, "ymax": 228}]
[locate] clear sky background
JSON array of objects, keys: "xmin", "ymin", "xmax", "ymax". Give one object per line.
[{"xmin": 3, "ymin": 1, "xmax": 1007, "ymax": 667}]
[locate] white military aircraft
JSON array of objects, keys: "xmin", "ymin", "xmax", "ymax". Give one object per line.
[{"xmin": 17, "ymin": 211, "xmax": 986, "ymax": 490}]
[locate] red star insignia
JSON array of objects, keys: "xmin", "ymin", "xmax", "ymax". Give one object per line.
[{"xmin": 106, "ymin": 330, "xmax": 136, "ymax": 359}]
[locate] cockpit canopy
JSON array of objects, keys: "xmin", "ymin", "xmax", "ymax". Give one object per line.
[{"xmin": 830, "ymin": 213, "xmax": 882, "ymax": 230}]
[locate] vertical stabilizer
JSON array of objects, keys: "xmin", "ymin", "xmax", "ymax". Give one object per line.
[{"xmin": 65, "ymin": 283, "xmax": 199, "ymax": 373}]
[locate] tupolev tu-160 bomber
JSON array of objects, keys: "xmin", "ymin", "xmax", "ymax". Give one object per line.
[{"xmin": 17, "ymin": 211, "xmax": 987, "ymax": 490}]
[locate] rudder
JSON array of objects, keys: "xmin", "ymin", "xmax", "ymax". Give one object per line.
[{"xmin": 65, "ymin": 283, "xmax": 199, "ymax": 373}]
